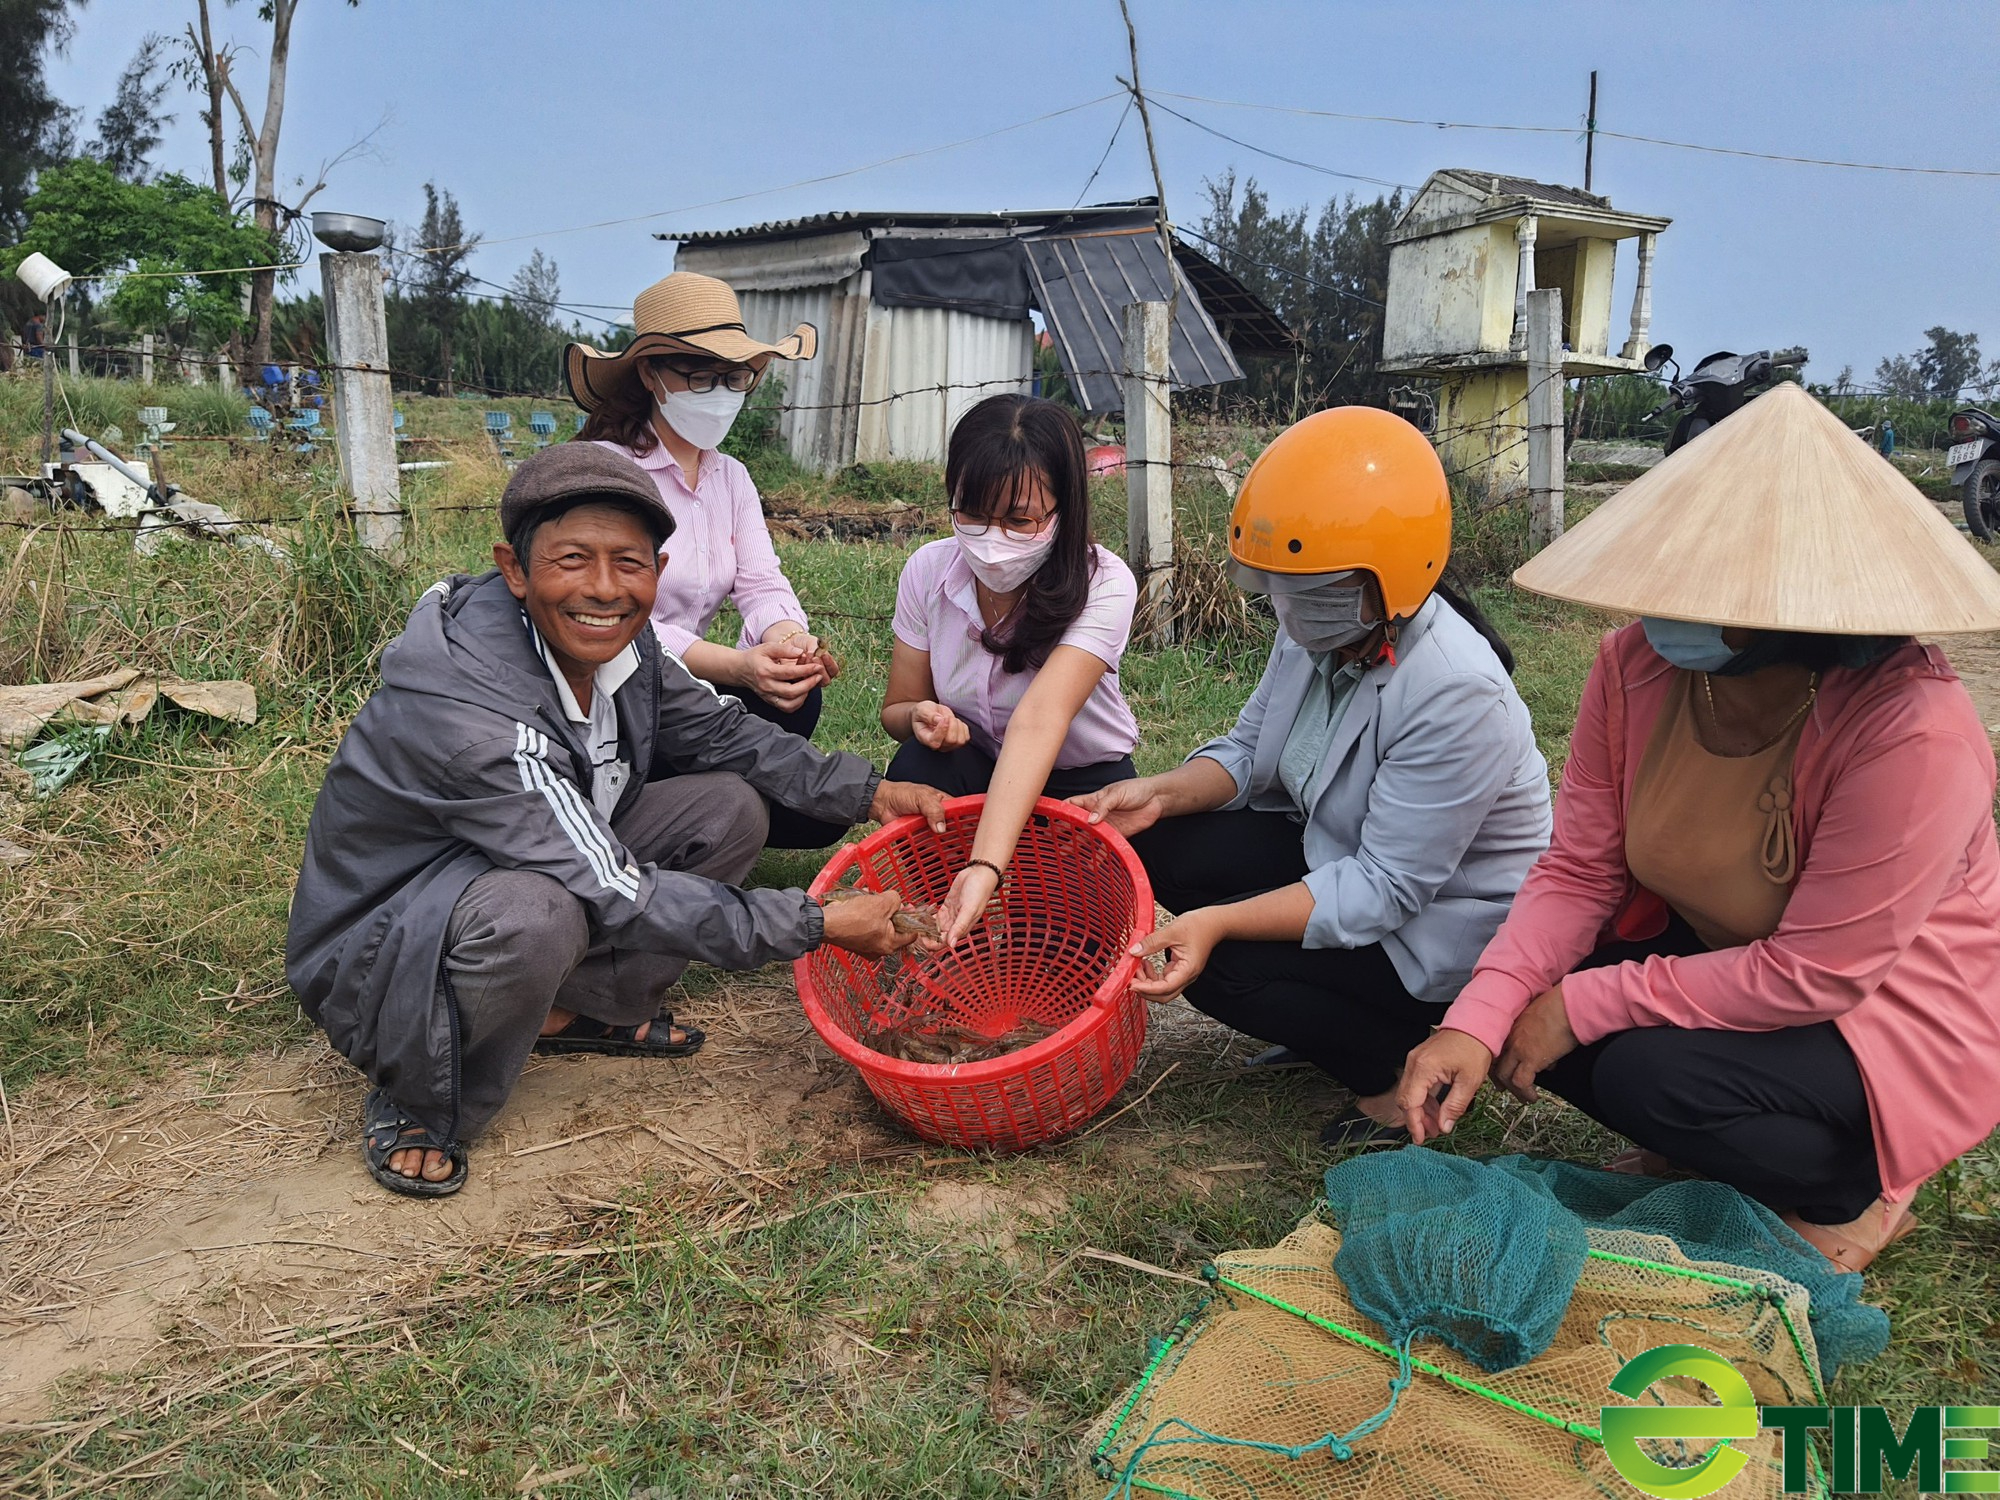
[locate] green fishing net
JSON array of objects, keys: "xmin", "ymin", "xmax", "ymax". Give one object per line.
[{"xmin": 1079, "ymin": 1149, "xmax": 1872, "ymax": 1500}]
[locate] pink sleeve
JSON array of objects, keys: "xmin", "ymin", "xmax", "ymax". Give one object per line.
[
  {"xmin": 891, "ymin": 548, "xmax": 935, "ymax": 651},
  {"xmin": 651, "ymin": 617, "xmax": 701, "ymax": 659},
  {"xmin": 1440, "ymin": 640, "xmax": 1636, "ymax": 1054},
  {"xmin": 1564, "ymin": 726, "xmax": 1992, "ymax": 1043},
  {"xmin": 723, "ymin": 465, "xmax": 808, "ymax": 645},
  {"xmin": 1058, "ymin": 553, "xmax": 1137, "ymax": 668}
]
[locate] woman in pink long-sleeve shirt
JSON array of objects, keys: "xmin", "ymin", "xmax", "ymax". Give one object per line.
[{"xmin": 1399, "ymin": 621, "xmax": 2000, "ymax": 1269}]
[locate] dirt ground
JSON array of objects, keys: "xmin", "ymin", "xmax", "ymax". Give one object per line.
[
  {"xmin": 0, "ymin": 977, "xmax": 943, "ymax": 1419},
  {"xmin": 0, "ymin": 974, "xmax": 1243, "ymax": 1421}
]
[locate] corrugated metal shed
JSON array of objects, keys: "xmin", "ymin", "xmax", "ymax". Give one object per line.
[
  {"xmin": 1021, "ymin": 225, "xmax": 1242, "ymax": 415},
  {"xmin": 663, "ymin": 200, "xmax": 1294, "ymax": 469}
]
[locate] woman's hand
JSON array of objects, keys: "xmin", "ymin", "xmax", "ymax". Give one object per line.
[
  {"xmin": 1069, "ymin": 777, "xmax": 1168, "ymax": 839},
  {"xmin": 738, "ymin": 638, "xmax": 826, "ymax": 712},
  {"xmin": 1396, "ymin": 1029, "xmax": 1495, "ymax": 1144},
  {"xmin": 1127, "ymin": 908, "xmax": 1224, "ymax": 1000},
  {"xmin": 933, "ymin": 862, "xmax": 1002, "ymax": 948},
  {"xmin": 910, "ymin": 701, "xmax": 971, "ymax": 752},
  {"xmin": 1492, "ymin": 986, "xmax": 1577, "ymax": 1104}
]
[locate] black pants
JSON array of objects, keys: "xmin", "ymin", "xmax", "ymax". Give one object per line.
[
  {"xmin": 1130, "ymin": 809, "xmax": 1436, "ymax": 1097},
  {"xmin": 884, "ymin": 739, "xmax": 1137, "ymax": 800},
  {"xmin": 738, "ymin": 684, "xmax": 848, "ymax": 850},
  {"xmin": 1539, "ymin": 916, "xmax": 1881, "ymax": 1224}
]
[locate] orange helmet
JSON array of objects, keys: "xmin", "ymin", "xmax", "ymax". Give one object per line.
[{"xmin": 1227, "ymin": 406, "xmax": 1451, "ymax": 623}]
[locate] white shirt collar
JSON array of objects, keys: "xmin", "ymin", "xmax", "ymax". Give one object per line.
[{"xmin": 525, "ymin": 617, "xmax": 641, "ymax": 722}]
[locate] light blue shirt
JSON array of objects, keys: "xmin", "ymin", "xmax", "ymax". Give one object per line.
[{"xmin": 1277, "ymin": 654, "xmax": 1364, "ymax": 816}]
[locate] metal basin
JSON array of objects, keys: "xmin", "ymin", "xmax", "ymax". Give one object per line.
[{"xmin": 312, "ymin": 212, "xmax": 387, "ymax": 253}]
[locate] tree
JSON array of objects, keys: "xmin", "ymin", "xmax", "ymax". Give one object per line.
[
  {"xmin": 1194, "ymin": 170, "xmax": 1401, "ymax": 417},
  {"xmin": 508, "ymin": 249, "xmax": 560, "ymax": 326},
  {"xmin": 0, "ymin": 0, "xmax": 77, "ymax": 241},
  {"xmin": 191, "ymin": 0, "xmax": 365, "ymax": 368},
  {"xmin": 168, "ymin": 0, "xmax": 234, "ymax": 200},
  {"xmin": 89, "ymin": 34, "xmax": 176, "ymax": 180},
  {"xmin": 3, "ymin": 157, "xmax": 277, "ymax": 348},
  {"xmin": 1876, "ymin": 327, "xmax": 1983, "ymax": 401},
  {"xmin": 411, "ymin": 183, "xmax": 478, "ymax": 395}
]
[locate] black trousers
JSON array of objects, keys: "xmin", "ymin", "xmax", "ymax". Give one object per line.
[
  {"xmin": 738, "ymin": 684, "xmax": 847, "ymax": 850},
  {"xmin": 1539, "ymin": 917, "xmax": 1881, "ymax": 1225},
  {"xmin": 884, "ymin": 739, "xmax": 1137, "ymax": 800},
  {"xmin": 1130, "ymin": 809, "xmax": 1436, "ymax": 1097}
]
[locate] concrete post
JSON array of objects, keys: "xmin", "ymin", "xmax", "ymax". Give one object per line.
[
  {"xmin": 1621, "ymin": 231, "xmax": 1658, "ymax": 362},
  {"xmin": 65, "ymin": 331, "xmax": 78, "ymax": 377},
  {"xmin": 1123, "ymin": 300, "xmax": 1174, "ymax": 643},
  {"xmin": 320, "ymin": 251, "xmax": 403, "ymax": 557},
  {"xmin": 1509, "ymin": 216, "xmax": 1539, "ymax": 352},
  {"xmin": 140, "ymin": 332, "xmax": 154, "ymax": 384},
  {"xmin": 1526, "ymin": 288, "xmax": 1566, "ymax": 553}
]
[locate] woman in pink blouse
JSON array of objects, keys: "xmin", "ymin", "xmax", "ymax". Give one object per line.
[
  {"xmin": 569, "ymin": 273, "xmax": 842, "ymax": 847},
  {"xmin": 882, "ymin": 395, "xmax": 1141, "ymax": 946},
  {"xmin": 1397, "ymin": 384, "xmax": 2000, "ymax": 1272}
]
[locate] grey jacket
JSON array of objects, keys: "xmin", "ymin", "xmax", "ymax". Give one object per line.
[
  {"xmin": 285, "ymin": 570, "xmax": 878, "ymax": 1134},
  {"xmin": 1192, "ymin": 595, "xmax": 1551, "ymax": 1003}
]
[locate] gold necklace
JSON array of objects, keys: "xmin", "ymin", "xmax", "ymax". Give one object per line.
[{"xmin": 1701, "ymin": 670, "xmax": 1820, "ymax": 754}]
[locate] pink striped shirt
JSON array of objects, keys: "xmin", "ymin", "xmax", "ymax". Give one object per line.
[{"xmin": 596, "ymin": 440, "xmax": 808, "ymax": 658}]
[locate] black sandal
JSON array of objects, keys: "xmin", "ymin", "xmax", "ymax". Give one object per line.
[
  {"xmin": 531, "ymin": 1011, "xmax": 706, "ymax": 1059},
  {"xmin": 362, "ymin": 1087, "xmax": 468, "ymax": 1198},
  {"xmin": 1319, "ymin": 1105, "xmax": 1411, "ymax": 1153}
]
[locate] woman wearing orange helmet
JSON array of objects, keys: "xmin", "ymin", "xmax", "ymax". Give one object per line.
[{"xmin": 1072, "ymin": 407, "xmax": 1551, "ymax": 1148}]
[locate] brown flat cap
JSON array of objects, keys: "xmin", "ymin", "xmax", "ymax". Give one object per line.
[{"xmin": 498, "ymin": 441, "xmax": 675, "ymax": 548}]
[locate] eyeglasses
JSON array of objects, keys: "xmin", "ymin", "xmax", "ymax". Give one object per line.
[
  {"xmin": 950, "ymin": 505, "xmax": 1054, "ymax": 538},
  {"xmin": 660, "ymin": 359, "xmax": 761, "ymax": 394}
]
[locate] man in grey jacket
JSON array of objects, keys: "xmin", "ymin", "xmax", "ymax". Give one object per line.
[{"xmin": 287, "ymin": 444, "xmax": 941, "ymax": 1197}]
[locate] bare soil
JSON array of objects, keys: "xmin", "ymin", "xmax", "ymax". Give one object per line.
[{"xmin": 0, "ymin": 976, "xmax": 907, "ymax": 1420}]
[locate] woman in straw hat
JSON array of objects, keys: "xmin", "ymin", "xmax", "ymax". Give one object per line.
[
  {"xmin": 1399, "ymin": 382, "xmax": 2000, "ymax": 1272},
  {"xmin": 569, "ymin": 272, "xmax": 840, "ymax": 847}
]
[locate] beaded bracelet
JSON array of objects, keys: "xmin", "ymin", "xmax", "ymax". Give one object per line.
[{"xmin": 963, "ymin": 857, "xmax": 1005, "ymax": 883}]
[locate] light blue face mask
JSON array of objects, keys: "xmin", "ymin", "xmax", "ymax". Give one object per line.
[{"xmin": 1641, "ymin": 616, "xmax": 1738, "ymax": 673}]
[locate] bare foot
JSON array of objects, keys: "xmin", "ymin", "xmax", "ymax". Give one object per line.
[
  {"xmin": 1781, "ymin": 1199, "xmax": 1917, "ymax": 1273},
  {"xmin": 1353, "ymin": 1089, "xmax": 1407, "ymax": 1129},
  {"xmin": 386, "ymin": 1144, "xmax": 459, "ymax": 1182}
]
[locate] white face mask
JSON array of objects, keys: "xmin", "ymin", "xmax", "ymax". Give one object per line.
[
  {"xmin": 656, "ymin": 385, "xmax": 745, "ymax": 450},
  {"xmin": 954, "ymin": 520, "xmax": 1058, "ymax": 593},
  {"xmin": 1272, "ymin": 581, "xmax": 1377, "ymax": 655}
]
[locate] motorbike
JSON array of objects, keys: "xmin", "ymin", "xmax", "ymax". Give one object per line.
[
  {"xmin": 1947, "ymin": 406, "xmax": 2000, "ymax": 541},
  {"xmin": 1641, "ymin": 344, "xmax": 1810, "ymax": 455}
]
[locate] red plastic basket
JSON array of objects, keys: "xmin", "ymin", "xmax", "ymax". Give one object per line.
[{"xmin": 794, "ymin": 795, "xmax": 1154, "ymax": 1151}]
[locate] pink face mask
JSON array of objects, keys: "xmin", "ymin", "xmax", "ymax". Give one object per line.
[{"xmin": 954, "ymin": 519, "xmax": 1058, "ymax": 592}]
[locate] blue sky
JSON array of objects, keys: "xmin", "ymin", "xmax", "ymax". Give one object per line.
[{"xmin": 42, "ymin": 0, "xmax": 2000, "ymax": 386}]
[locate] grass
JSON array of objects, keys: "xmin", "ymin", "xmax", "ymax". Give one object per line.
[{"xmin": 1, "ymin": 377, "xmax": 1997, "ymax": 1496}]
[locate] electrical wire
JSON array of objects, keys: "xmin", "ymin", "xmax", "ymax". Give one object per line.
[
  {"xmin": 1075, "ymin": 96, "xmax": 1135, "ymax": 208},
  {"xmin": 1154, "ymin": 89, "xmax": 2000, "ymax": 181},
  {"xmin": 1148, "ymin": 97, "xmax": 1413, "ymax": 192}
]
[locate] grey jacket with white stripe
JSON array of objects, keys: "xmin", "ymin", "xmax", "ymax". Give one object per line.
[{"xmin": 285, "ymin": 570, "xmax": 878, "ymax": 1136}]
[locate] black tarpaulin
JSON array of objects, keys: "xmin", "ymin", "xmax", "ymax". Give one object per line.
[
  {"xmin": 868, "ymin": 237, "xmax": 1033, "ymax": 322},
  {"xmin": 1021, "ymin": 224, "xmax": 1245, "ymax": 414}
]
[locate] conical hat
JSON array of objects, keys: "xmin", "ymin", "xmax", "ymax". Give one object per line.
[{"xmin": 1514, "ymin": 381, "xmax": 2000, "ymax": 634}]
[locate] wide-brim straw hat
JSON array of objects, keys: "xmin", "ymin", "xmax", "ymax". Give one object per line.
[
  {"xmin": 564, "ymin": 272, "xmax": 816, "ymax": 412},
  {"xmin": 1513, "ymin": 381, "xmax": 2000, "ymax": 634}
]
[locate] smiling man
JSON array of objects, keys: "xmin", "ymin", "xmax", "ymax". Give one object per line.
[{"xmin": 286, "ymin": 444, "xmax": 941, "ymax": 1198}]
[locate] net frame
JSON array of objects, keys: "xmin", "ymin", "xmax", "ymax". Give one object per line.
[{"xmin": 1082, "ymin": 1206, "xmax": 1832, "ymax": 1500}]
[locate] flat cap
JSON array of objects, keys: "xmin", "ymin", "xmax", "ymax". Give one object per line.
[{"xmin": 498, "ymin": 441, "xmax": 675, "ymax": 548}]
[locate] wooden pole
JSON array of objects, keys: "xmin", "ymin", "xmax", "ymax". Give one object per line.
[
  {"xmin": 1125, "ymin": 299, "xmax": 1174, "ymax": 643},
  {"xmin": 321, "ymin": 251, "xmax": 404, "ymax": 557},
  {"xmin": 1526, "ymin": 288, "xmax": 1566, "ymax": 553},
  {"xmin": 1584, "ymin": 70, "xmax": 1598, "ymax": 192}
]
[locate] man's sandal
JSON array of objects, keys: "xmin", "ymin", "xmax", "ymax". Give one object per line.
[
  {"xmin": 362, "ymin": 1086, "xmax": 468, "ymax": 1198},
  {"xmin": 532, "ymin": 1011, "xmax": 706, "ymax": 1059}
]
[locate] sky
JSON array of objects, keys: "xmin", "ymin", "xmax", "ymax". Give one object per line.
[{"xmin": 39, "ymin": 0, "xmax": 2000, "ymax": 387}]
